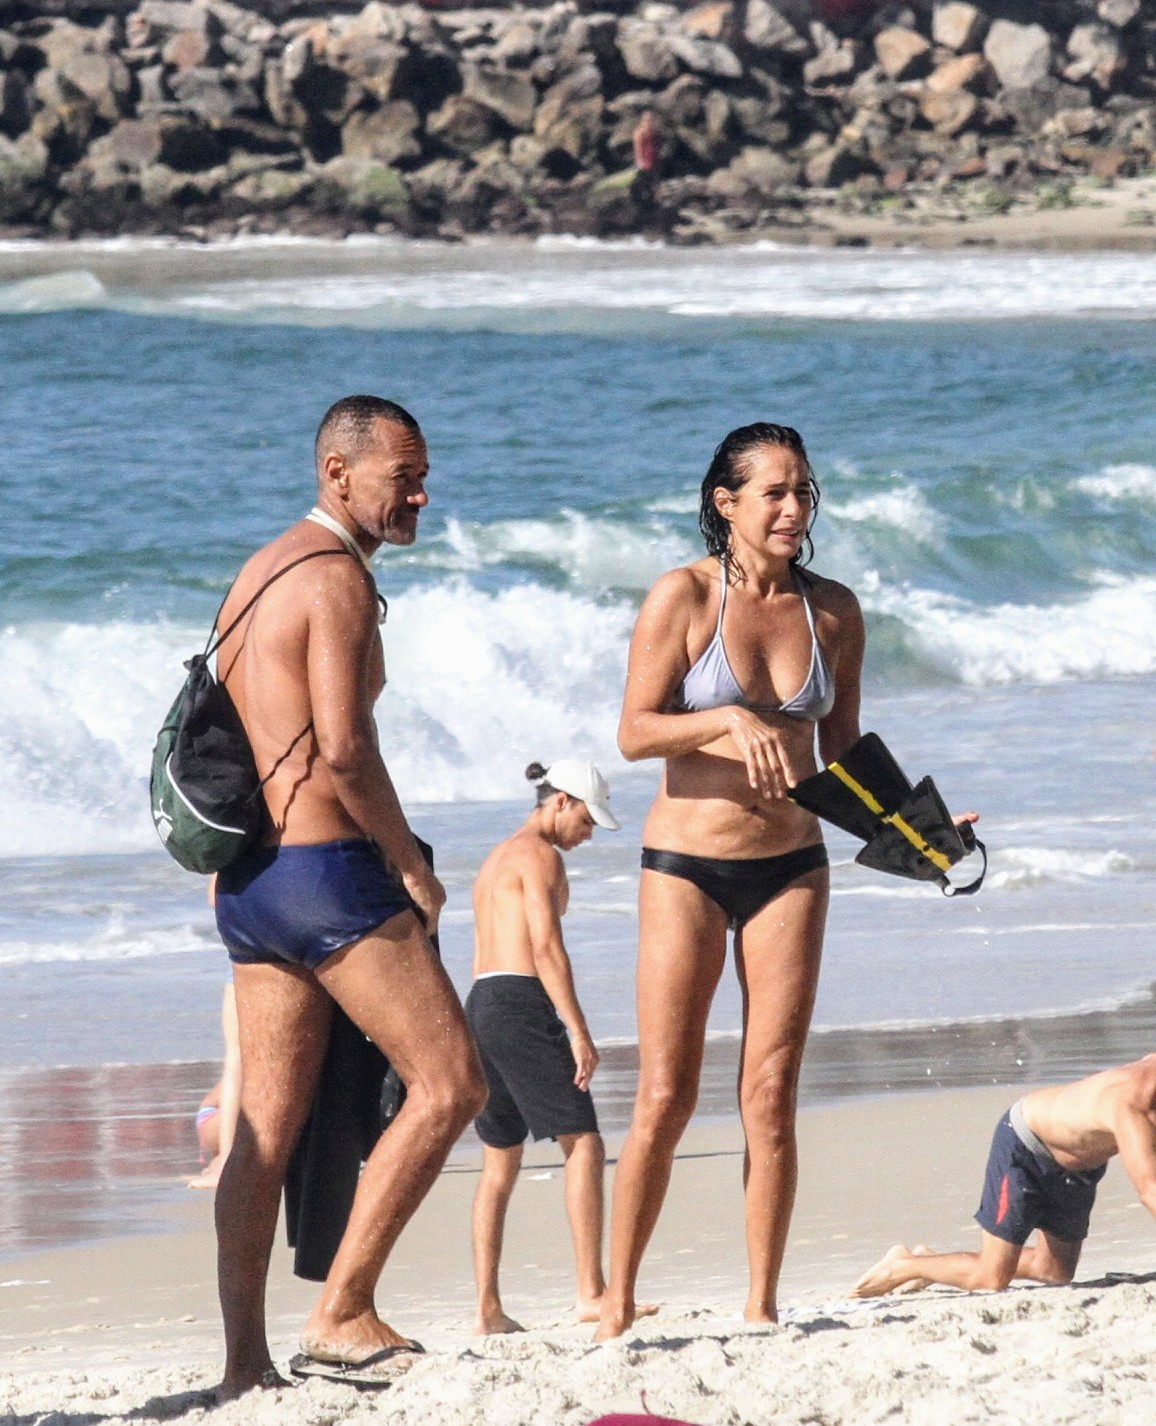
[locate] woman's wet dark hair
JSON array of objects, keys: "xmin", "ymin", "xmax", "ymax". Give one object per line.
[
  {"xmin": 526, "ymin": 762, "xmax": 559, "ymax": 807},
  {"xmin": 698, "ymin": 422, "xmax": 820, "ymax": 571}
]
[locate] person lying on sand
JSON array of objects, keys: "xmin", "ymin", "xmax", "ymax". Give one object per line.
[{"xmin": 853, "ymin": 1054, "xmax": 1156, "ymax": 1298}]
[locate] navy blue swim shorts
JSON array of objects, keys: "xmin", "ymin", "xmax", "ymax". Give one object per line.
[
  {"xmin": 215, "ymin": 838, "xmax": 414, "ymax": 971},
  {"xmin": 466, "ymin": 974, "xmax": 599, "ymax": 1149},
  {"xmin": 975, "ymin": 1106, "xmax": 1106, "ymax": 1246}
]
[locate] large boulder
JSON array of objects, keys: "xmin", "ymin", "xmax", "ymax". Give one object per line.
[
  {"xmin": 920, "ymin": 86, "xmax": 979, "ymax": 135},
  {"xmin": 1065, "ymin": 23, "xmax": 1126, "ymax": 91},
  {"xmin": 744, "ymin": 0, "xmax": 809, "ymax": 56},
  {"xmin": 227, "ymin": 164, "xmax": 313, "ymax": 210},
  {"xmin": 35, "ymin": 21, "xmax": 132, "ymax": 123},
  {"xmin": 983, "ymin": 20, "xmax": 1053, "ymax": 91},
  {"xmin": 666, "ymin": 31, "xmax": 742, "ymax": 79},
  {"xmin": 931, "ymin": 3, "xmax": 988, "ymax": 54},
  {"xmin": 803, "ymin": 41, "xmax": 860, "ymax": 88},
  {"xmin": 803, "ymin": 140, "xmax": 877, "ymax": 187},
  {"xmin": 325, "ymin": 30, "xmax": 405, "ymax": 106},
  {"xmin": 342, "ymin": 99, "xmax": 421, "ymax": 164},
  {"xmin": 708, "ymin": 143, "xmax": 797, "ymax": 198},
  {"xmin": 491, "ymin": 17, "xmax": 542, "ymax": 68},
  {"xmin": 874, "ymin": 26, "xmax": 931, "ymax": 82},
  {"xmin": 168, "ymin": 66, "xmax": 261, "ymax": 120},
  {"xmin": 462, "ymin": 65, "xmax": 537, "ymax": 131},
  {"xmin": 427, "ymin": 94, "xmax": 503, "ymax": 155},
  {"xmin": 616, "ymin": 18, "xmax": 679, "ymax": 84},
  {"xmin": 0, "ymin": 131, "xmax": 49, "ymax": 221},
  {"xmin": 128, "ymin": 1, "xmax": 221, "ymax": 46},
  {"xmin": 926, "ymin": 52, "xmax": 987, "ymax": 95},
  {"xmin": 312, "ymin": 153, "xmax": 411, "ymax": 223},
  {"xmin": 1097, "ymin": 0, "xmax": 1140, "ymax": 27}
]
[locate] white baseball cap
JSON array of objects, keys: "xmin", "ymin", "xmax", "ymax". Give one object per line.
[{"xmin": 545, "ymin": 758, "xmax": 621, "ymax": 831}]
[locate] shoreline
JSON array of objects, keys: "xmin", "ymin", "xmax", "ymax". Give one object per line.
[
  {"xmin": 3, "ymin": 1083, "xmax": 1155, "ymax": 1422},
  {"xmin": 5, "ymin": 988, "xmax": 1156, "ymax": 1264}
]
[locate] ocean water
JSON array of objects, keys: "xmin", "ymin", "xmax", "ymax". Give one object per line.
[{"xmin": 4, "ymin": 236, "xmax": 1156, "ymax": 1070}]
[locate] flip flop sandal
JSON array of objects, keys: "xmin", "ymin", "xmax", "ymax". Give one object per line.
[{"xmin": 288, "ymin": 1342, "xmax": 425, "ymax": 1388}]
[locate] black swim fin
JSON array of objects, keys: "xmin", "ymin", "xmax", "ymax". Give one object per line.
[{"xmin": 789, "ymin": 733, "xmax": 986, "ymax": 896}]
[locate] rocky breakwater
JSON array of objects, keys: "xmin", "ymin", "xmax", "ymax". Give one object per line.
[{"xmin": 0, "ymin": 0, "xmax": 1154, "ymax": 241}]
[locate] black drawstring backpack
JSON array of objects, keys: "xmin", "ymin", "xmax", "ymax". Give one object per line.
[{"xmin": 149, "ymin": 549, "xmax": 352, "ymax": 874}]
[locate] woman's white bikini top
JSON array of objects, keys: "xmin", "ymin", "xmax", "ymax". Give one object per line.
[{"xmin": 674, "ymin": 559, "xmax": 835, "ymax": 722}]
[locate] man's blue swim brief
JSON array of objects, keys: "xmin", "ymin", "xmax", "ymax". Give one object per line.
[
  {"xmin": 215, "ymin": 838, "xmax": 414, "ymax": 971},
  {"xmin": 975, "ymin": 1103, "xmax": 1106, "ymax": 1246}
]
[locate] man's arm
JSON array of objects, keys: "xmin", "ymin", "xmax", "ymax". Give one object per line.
[
  {"xmin": 306, "ymin": 560, "xmax": 444, "ymax": 928},
  {"xmin": 1112, "ymin": 1090, "xmax": 1156, "ymax": 1221},
  {"xmin": 522, "ymin": 847, "xmax": 599, "ymax": 1091}
]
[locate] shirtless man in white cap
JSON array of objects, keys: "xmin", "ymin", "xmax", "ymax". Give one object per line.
[{"xmin": 467, "ymin": 759, "xmax": 626, "ymax": 1334}]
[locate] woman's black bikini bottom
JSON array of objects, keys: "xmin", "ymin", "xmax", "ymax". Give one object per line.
[{"xmin": 640, "ymin": 843, "xmax": 829, "ymax": 931}]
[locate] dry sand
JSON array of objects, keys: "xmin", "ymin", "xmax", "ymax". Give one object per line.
[{"xmin": 3, "ymin": 1083, "xmax": 1155, "ymax": 1423}]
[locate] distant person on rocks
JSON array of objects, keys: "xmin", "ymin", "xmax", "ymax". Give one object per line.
[
  {"xmin": 631, "ymin": 110, "xmax": 662, "ymax": 208},
  {"xmin": 853, "ymin": 1056, "xmax": 1156, "ymax": 1298},
  {"xmin": 209, "ymin": 395, "xmax": 485, "ymax": 1396},
  {"xmin": 467, "ymin": 759, "xmax": 642, "ymax": 1333}
]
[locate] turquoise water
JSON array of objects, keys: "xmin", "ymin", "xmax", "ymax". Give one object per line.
[{"xmin": 3, "ymin": 238, "xmax": 1156, "ymax": 1068}]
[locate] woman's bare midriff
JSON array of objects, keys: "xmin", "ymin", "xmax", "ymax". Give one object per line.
[{"xmin": 642, "ymin": 725, "xmax": 824, "ymax": 860}]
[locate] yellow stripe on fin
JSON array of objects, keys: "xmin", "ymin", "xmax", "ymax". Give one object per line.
[{"xmin": 828, "ymin": 760, "xmax": 953, "ymax": 873}]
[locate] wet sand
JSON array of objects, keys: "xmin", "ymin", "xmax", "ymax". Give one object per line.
[{"xmin": 5, "ymin": 989, "xmax": 1156, "ymax": 1261}]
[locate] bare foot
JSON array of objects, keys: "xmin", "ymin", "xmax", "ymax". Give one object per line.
[
  {"xmin": 215, "ymin": 1366, "xmax": 289, "ymax": 1402},
  {"xmin": 594, "ymin": 1298, "xmax": 654, "ymax": 1341},
  {"xmin": 852, "ymin": 1244, "xmax": 921, "ymax": 1298},
  {"xmin": 473, "ymin": 1310, "xmax": 524, "ymax": 1336},
  {"xmin": 187, "ymin": 1157, "xmax": 224, "ymax": 1190},
  {"xmin": 893, "ymin": 1244, "xmax": 933, "ymax": 1295},
  {"xmin": 580, "ymin": 1296, "xmax": 659, "ymax": 1325},
  {"xmin": 300, "ymin": 1308, "xmax": 422, "ymax": 1365},
  {"xmin": 743, "ymin": 1304, "xmax": 780, "ymax": 1325}
]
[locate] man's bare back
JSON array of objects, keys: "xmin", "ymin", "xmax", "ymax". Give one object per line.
[
  {"xmin": 1021, "ymin": 1055, "xmax": 1156, "ymax": 1175},
  {"xmin": 473, "ymin": 827, "xmax": 570, "ymax": 979}
]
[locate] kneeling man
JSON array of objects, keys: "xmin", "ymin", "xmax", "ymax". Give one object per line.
[{"xmin": 853, "ymin": 1055, "xmax": 1156, "ymax": 1298}]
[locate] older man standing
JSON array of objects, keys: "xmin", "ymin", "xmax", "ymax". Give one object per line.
[{"xmin": 211, "ymin": 395, "xmax": 485, "ymax": 1396}]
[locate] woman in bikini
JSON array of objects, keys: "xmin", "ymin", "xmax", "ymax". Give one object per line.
[{"xmin": 596, "ymin": 422, "xmax": 865, "ymax": 1339}]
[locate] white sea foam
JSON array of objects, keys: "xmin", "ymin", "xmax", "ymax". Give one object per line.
[
  {"xmin": 8, "ymin": 560, "xmax": 1156, "ymax": 859},
  {"xmin": 438, "ymin": 512, "xmax": 697, "ymax": 592},
  {"xmin": 4, "ymin": 242, "xmax": 1156, "ymax": 323},
  {"xmin": 0, "ymin": 584, "xmax": 635, "ymax": 857},
  {"xmin": 0, "ymin": 270, "xmax": 106, "ymax": 313},
  {"xmin": 825, "ymin": 485, "xmax": 944, "ymax": 546},
  {"xmin": 1073, "ymin": 463, "xmax": 1156, "ymax": 503},
  {"xmin": 0, "ymin": 923, "xmax": 207, "ymax": 967},
  {"xmin": 868, "ymin": 573, "xmax": 1156, "ymax": 685},
  {"xmin": 987, "ymin": 846, "xmax": 1135, "ymax": 889}
]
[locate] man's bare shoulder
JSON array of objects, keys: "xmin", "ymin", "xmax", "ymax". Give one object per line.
[
  {"xmin": 504, "ymin": 827, "xmax": 565, "ymax": 887},
  {"xmin": 477, "ymin": 828, "xmax": 562, "ymax": 890},
  {"xmin": 227, "ymin": 525, "xmax": 375, "ymax": 622},
  {"xmin": 1112, "ymin": 1055, "xmax": 1156, "ymax": 1115}
]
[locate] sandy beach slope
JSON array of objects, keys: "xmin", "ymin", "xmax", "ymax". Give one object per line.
[{"xmin": 2, "ymin": 1084, "xmax": 1154, "ymax": 1424}]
